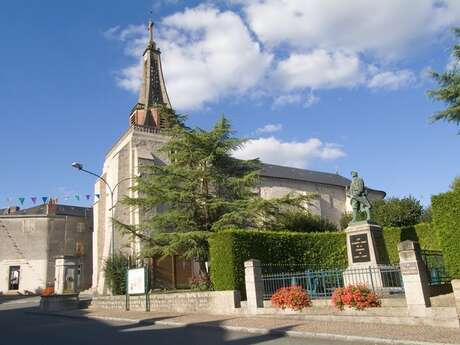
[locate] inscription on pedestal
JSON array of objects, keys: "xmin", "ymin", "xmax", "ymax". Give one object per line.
[
  {"xmin": 400, "ymin": 262, "xmax": 419, "ymax": 275},
  {"xmin": 350, "ymin": 233, "xmax": 370, "ymax": 263}
]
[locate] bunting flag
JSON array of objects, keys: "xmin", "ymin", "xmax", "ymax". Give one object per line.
[{"xmin": 4, "ymin": 193, "xmax": 101, "ymax": 207}]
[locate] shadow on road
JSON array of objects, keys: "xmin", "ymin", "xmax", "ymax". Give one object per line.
[{"xmin": 0, "ymin": 304, "xmax": 301, "ymax": 345}]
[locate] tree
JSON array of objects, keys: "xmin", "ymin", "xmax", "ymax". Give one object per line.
[
  {"xmin": 428, "ymin": 28, "xmax": 460, "ymax": 130},
  {"xmin": 371, "ymin": 196, "xmax": 423, "ymax": 227},
  {"xmin": 450, "ymin": 175, "xmax": 460, "ymax": 191},
  {"xmin": 117, "ymin": 115, "xmax": 313, "ymax": 275}
]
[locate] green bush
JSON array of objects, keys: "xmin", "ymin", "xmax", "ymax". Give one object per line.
[
  {"xmin": 103, "ymin": 254, "xmax": 128, "ymax": 295},
  {"xmin": 276, "ymin": 211, "xmax": 338, "ymax": 232},
  {"xmin": 382, "ymin": 223, "xmax": 440, "ymax": 264},
  {"xmin": 432, "ymin": 191, "xmax": 460, "ymax": 278},
  {"xmin": 372, "ymin": 196, "xmax": 423, "ymax": 227},
  {"xmin": 209, "ymin": 229, "xmax": 347, "ymax": 293}
]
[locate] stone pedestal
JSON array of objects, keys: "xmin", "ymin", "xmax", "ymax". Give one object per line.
[
  {"xmin": 398, "ymin": 240, "xmax": 431, "ymax": 317},
  {"xmin": 344, "ymin": 222, "xmax": 388, "ymax": 289},
  {"xmin": 244, "ymin": 259, "xmax": 264, "ymax": 311},
  {"xmin": 55, "ymin": 256, "xmax": 80, "ymax": 294}
]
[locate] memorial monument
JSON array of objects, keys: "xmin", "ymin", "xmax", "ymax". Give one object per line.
[{"xmin": 344, "ymin": 171, "xmax": 389, "ymax": 289}]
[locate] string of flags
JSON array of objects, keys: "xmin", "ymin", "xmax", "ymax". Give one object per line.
[{"xmin": 5, "ymin": 194, "xmax": 101, "ymax": 206}]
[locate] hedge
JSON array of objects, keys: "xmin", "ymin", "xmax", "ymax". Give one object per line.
[
  {"xmin": 381, "ymin": 223, "xmax": 440, "ymax": 264},
  {"xmin": 432, "ymin": 190, "xmax": 460, "ymax": 278},
  {"xmin": 210, "ymin": 224, "xmax": 441, "ymax": 294},
  {"xmin": 209, "ymin": 229, "xmax": 347, "ymax": 293}
]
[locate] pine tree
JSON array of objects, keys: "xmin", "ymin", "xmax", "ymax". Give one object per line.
[
  {"xmin": 116, "ymin": 115, "xmax": 313, "ymax": 276},
  {"xmin": 428, "ymin": 28, "xmax": 460, "ymax": 129}
]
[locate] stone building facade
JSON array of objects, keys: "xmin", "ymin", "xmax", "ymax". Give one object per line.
[
  {"xmin": 0, "ymin": 203, "xmax": 93, "ymax": 295},
  {"xmin": 92, "ymin": 21, "xmax": 386, "ymax": 294}
]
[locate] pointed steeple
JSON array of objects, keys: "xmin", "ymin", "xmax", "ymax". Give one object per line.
[{"xmin": 129, "ymin": 18, "xmax": 171, "ymax": 130}]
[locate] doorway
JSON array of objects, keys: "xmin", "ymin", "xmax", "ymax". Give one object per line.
[{"xmin": 8, "ymin": 266, "xmax": 20, "ymax": 290}]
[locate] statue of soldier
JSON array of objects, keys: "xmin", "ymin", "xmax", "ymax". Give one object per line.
[{"xmin": 346, "ymin": 171, "xmax": 372, "ymax": 223}]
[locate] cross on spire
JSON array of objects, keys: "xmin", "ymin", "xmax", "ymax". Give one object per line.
[{"xmin": 148, "ymin": 18, "xmax": 154, "ymax": 45}]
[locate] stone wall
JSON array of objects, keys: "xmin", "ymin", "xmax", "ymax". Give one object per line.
[{"xmin": 91, "ymin": 290, "xmax": 241, "ymax": 314}]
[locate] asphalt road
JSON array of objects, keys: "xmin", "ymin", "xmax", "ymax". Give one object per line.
[{"xmin": 0, "ymin": 298, "xmax": 375, "ymax": 345}]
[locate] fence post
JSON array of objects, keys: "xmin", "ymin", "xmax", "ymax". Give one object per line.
[
  {"xmin": 244, "ymin": 259, "xmax": 264, "ymax": 311},
  {"xmin": 398, "ymin": 240, "xmax": 431, "ymax": 317}
]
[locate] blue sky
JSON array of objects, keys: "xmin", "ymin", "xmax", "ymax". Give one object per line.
[{"xmin": 0, "ymin": 0, "xmax": 459, "ymax": 209}]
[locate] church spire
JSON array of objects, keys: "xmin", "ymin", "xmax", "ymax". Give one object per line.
[{"xmin": 129, "ymin": 18, "xmax": 171, "ymax": 129}]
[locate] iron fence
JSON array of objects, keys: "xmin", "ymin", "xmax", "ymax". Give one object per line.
[
  {"xmin": 261, "ymin": 264, "xmax": 404, "ymax": 300},
  {"xmin": 421, "ymin": 250, "xmax": 450, "ymax": 285}
]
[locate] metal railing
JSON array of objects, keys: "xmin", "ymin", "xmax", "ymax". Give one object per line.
[
  {"xmin": 421, "ymin": 250, "xmax": 450, "ymax": 285},
  {"xmin": 261, "ymin": 264, "xmax": 404, "ymax": 300}
]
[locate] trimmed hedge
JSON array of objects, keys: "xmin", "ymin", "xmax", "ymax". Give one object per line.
[
  {"xmin": 210, "ymin": 224, "xmax": 441, "ymax": 294},
  {"xmin": 210, "ymin": 230, "xmax": 347, "ymax": 293},
  {"xmin": 382, "ymin": 223, "xmax": 440, "ymax": 264},
  {"xmin": 432, "ymin": 191, "xmax": 460, "ymax": 278}
]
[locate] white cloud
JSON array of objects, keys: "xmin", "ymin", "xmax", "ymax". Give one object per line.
[
  {"xmin": 112, "ymin": 6, "xmax": 272, "ymax": 110},
  {"xmin": 274, "ymin": 50, "xmax": 364, "ymax": 90},
  {"xmin": 305, "ymin": 91, "xmax": 320, "ymax": 107},
  {"xmin": 368, "ymin": 69, "xmax": 416, "ymax": 90},
  {"xmin": 273, "ymin": 94, "xmax": 302, "ymax": 107},
  {"xmin": 233, "ymin": 136, "xmax": 345, "ymax": 168},
  {"xmin": 256, "ymin": 123, "xmax": 283, "ymax": 134},
  {"xmin": 241, "ymin": 0, "xmax": 460, "ymax": 58}
]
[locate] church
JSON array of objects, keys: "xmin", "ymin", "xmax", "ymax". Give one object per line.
[{"xmin": 92, "ymin": 20, "xmax": 385, "ymax": 294}]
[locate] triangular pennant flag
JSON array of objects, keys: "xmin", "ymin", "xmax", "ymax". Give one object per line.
[
  {"xmin": 85, "ymin": 194, "xmax": 91, "ymax": 200},
  {"xmin": 95, "ymin": 194, "xmax": 100, "ymax": 200},
  {"xmin": 41, "ymin": 196, "xmax": 48, "ymax": 204},
  {"xmin": 31, "ymin": 197, "xmax": 37, "ymax": 204},
  {"xmin": 18, "ymin": 197, "xmax": 25, "ymax": 205},
  {"xmin": 75, "ymin": 194, "xmax": 80, "ymax": 201}
]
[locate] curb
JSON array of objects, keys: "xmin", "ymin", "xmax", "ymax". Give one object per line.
[{"xmin": 28, "ymin": 311, "xmax": 456, "ymax": 345}]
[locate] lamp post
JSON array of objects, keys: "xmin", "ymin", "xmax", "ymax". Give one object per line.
[{"xmin": 71, "ymin": 162, "xmax": 135, "ymax": 261}]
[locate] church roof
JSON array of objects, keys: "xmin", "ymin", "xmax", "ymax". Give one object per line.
[{"xmin": 260, "ymin": 163, "xmax": 385, "ymax": 195}]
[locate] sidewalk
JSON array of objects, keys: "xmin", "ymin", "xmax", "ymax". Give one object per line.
[{"xmin": 36, "ymin": 308, "xmax": 460, "ymax": 345}]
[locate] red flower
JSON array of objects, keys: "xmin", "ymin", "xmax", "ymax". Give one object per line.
[
  {"xmin": 331, "ymin": 284, "xmax": 381, "ymax": 311},
  {"xmin": 271, "ymin": 286, "xmax": 312, "ymax": 311}
]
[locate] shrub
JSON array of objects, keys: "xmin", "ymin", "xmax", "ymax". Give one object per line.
[
  {"xmin": 276, "ymin": 211, "xmax": 338, "ymax": 232},
  {"xmin": 331, "ymin": 284, "xmax": 381, "ymax": 311},
  {"xmin": 209, "ymin": 229, "xmax": 347, "ymax": 294},
  {"xmin": 382, "ymin": 223, "xmax": 440, "ymax": 264},
  {"xmin": 432, "ymin": 190, "xmax": 460, "ymax": 278},
  {"xmin": 41, "ymin": 287, "xmax": 54, "ymax": 297},
  {"xmin": 271, "ymin": 286, "xmax": 311, "ymax": 311},
  {"xmin": 372, "ymin": 197, "xmax": 423, "ymax": 227},
  {"xmin": 190, "ymin": 275, "xmax": 212, "ymax": 291},
  {"xmin": 104, "ymin": 254, "xmax": 129, "ymax": 295}
]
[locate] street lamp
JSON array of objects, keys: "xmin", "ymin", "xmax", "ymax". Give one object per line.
[{"xmin": 71, "ymin": 162, "xmax": 136, "ymax": 262}]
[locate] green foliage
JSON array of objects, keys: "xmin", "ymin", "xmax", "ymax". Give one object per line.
[
  {"xmin": 210, "ymin": 229, "xmax": 347, "ymax": 293},
  {"xmin": 428, "ymin": 28, "xmax": 460, "ymax": 129},
  {"xmin": 432, "ymin": 190, "xmax": 460, "ymax": 278},
  {"xmin": 103, "ymin": 254, "xmax": 128, "ymax": 295},
  {"xmin": 274, "ymin": 211, "xmax": 338, "ymax": 232},
  {"xmin": 371, "ymin": 196, "xmax": 423, "ymax": 227},
  {"xmin": 382, "ymin": 223, "xmax": 440, "ymax": 264},
  {"xmin": 420, "ymin": 206, "xmax": 432, "ymax": 223},
  {"xmin": 117, "ymin": 115, "xmax": 316, "ymax": 274},
  {"xmin": 450, "ymin": 176, "xmax": 460, "ymax": 191},
  {"xmin": 340, "ymin": 212, "xmax": 366, "ymax": 230}
]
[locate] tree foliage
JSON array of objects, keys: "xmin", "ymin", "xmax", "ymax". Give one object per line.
[
  {"xmin": 371, "ymin": 196, "xmax": 423, "ymax": 227},
  {"xmin": 428, "ymin": 28, "xmax": 460, "ymax": 129},
  {"xmin": 116, "ymin": 114, "xmax": 314, "ymax": 275},
  {"xmin": 103, "ymin": 254, "xmax": 128, "ymax": 295},
  {"xmin": 450, "ymin": 175, "xmax": 460, "ymax": 192}
]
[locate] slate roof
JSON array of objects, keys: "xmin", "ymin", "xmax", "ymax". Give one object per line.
[{"xmin": 260, "ymin": 163, "xmax": 385, "ymax": 195}]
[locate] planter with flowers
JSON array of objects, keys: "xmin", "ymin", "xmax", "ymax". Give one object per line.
[
  {"xmin": 331, "ymin": 284, "xmax": 381, "ymax": 311},
  {"xmin": 271, "ymin": 286, "xmax": 312, "ymax": 311}
]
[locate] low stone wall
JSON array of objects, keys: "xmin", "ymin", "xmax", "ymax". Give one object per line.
[
  {"xmin": 40, "ymin": 294, "xmax": 79, "ymax": 312},
  {"xmin": 91, "ymin": 290, "xmax": 241, "ymax": 315}
]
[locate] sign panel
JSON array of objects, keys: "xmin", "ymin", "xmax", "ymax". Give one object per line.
[
  {"xmin": 350, "ymin": 233, "xmax": 371, "ymax": 263},
  {"xmin": 127, "ymin": 267, "xmax": 146, "ymax": 295},
  {"xmin": 400, "ymin": 262, "xmax": 419, "ymax": 275}
]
